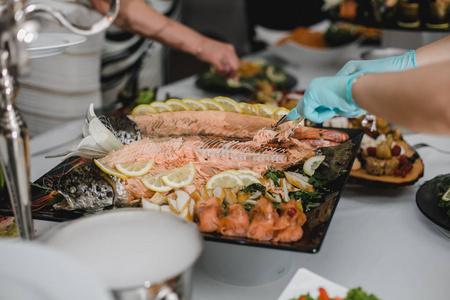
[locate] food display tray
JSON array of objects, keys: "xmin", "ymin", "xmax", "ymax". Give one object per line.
[{"xmin": 0, "ymin": 129, "xmax": 363, "ymax": 253}]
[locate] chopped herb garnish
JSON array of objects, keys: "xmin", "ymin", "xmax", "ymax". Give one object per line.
[
  {"xmin": 241, "ymin": 183, "xmax": 266, "ymax": 194},
  {"xmin": 264, "ymin": 168, "xmax": 285, "ymax": 187}
]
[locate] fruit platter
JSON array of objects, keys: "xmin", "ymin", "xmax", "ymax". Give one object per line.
[
  {"xmin": 323, "ymin": 116, "xmax": 424, "ymax": 188},
  {"xmin": 0, "ymin": 97, "xmax": 363, "ymax": 253}
]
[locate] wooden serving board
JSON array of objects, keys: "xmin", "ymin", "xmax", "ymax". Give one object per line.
[{"xmin": 348, "ymin": 140, "xmax": 424, "ymax": 188}]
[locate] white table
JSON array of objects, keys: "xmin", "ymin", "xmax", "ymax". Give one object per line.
[{"xmin": 28, "ymin": 49, "xmax": 450, "ymax": 300}]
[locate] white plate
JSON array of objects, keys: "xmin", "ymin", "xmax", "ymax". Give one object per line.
[
  {"xmin": 277, "ymin": 268, "xmax": 348, "ymax": 300},
  {"xmin": 27, "ymin": 33, "xmax": 86, "ymax": 59},
  {"xmin": 0, "ymin": 241, "xmax": 113, "ymax": 300}
]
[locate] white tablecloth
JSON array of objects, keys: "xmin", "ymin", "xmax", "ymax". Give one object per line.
[{"xmin": 27, "ymin": 49, "xmax": 450, "ymax": 300}]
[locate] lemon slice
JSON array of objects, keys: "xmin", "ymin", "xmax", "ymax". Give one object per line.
[
  {"xmin": 165, "ymin": 99, "xmax": 190, "ymax": 111},
  {"xmin": 303, "ymin": 155, "xmax": 326, "ymax": 176},
  {"xmin": 273, "ymin": 107, "xmax": 289, "ymax": 120},
  {"xmin": 115, "ymin": 160, "xmax": 154, "ymax": 177},
  {"xmin": 161, "ymin": 162, "xmax": 196, "ymax": 188},
  {"xmin": 151, "ymin": 101, "xmax": 173, "ymax": 113},
  {"xmin": 222, "ymin": 170, "xmax": 241, "ymax": 177},
  {"xmin": 255, "ymin": 104, "xmax": 274, "ymax": 118},
  {"xmin": 236, "ymin": 169, "xmax": 263, "ymax": 179},
  {"xmin": 199, "ymin": 98, "xmax": 225, "ymax": 111},
  {"xmin": 131, "ymin": 104, "xmax": 159, "ymax": 116},
  {"xmin": 239, "ymin": 174, "xmax": 261, "ymax": 187},
  {"xmin": 206, "ymin": 172, "xmax": 244, "ymax": 189},
  {"xmin": 94, "ymin": 159, "xmax": 127, "ymax": 179},
  {"xmin": 213, "ymin": 96, "xmax": 243, "ymax": 113},
  {"xmin": 141, "ymin": 174, "xmax": 173, "ymax": 192},
  {"xmin": 239, "ymin": 102, "xmax": 259, "ymax": 116},
  {"xmin": 182, "ymin": 98, "xmax": 207, "ymax": 111},
  {"xmin": 284, "ymin": 171, "xmax": 315, "ymax": 192},
  {"xmin": 442, "ymin": 187, "xmax": 450, "ymax": 202}
]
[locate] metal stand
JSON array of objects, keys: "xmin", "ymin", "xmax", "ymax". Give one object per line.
[{"xmin": 0, "ymin": 0, "xmax": 119, "ymax": 240}]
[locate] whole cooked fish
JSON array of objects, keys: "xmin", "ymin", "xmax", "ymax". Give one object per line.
[{"xmin": 45, "ymin": 109, "xmax": 350, "ymax": 211}]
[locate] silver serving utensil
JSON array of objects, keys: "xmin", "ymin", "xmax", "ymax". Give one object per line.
[
  {"xmin": 287, "ymin": 117, "xmax": 305, "ymax": 138},
  {"xmin": 274, "ymin": 114, "xmax": 289, "ymax": 129},
  {"xmin": 274, "ymin": 114, "xmax": 305, "ymax": 136},
  {"xmin": 266, "ymin": 115, "xmax": 305, "ymax": 145}
]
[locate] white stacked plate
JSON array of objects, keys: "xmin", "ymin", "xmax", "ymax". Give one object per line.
[{"xmin": 17, "ymin": 0, "xmax": 105, "ymax": 137}]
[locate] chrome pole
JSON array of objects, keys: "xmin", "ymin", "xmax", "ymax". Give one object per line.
[
  {"xmin": 0, "ymin": 0, "xmax": 119, "ymax": 240},
  {"xmin": 0, "ymin": 0, "xmax": 35, "ymax": 240}
]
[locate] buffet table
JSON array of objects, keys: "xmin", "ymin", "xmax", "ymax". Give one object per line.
[{"xmin": 28, "ymin": 49, "xmax": 450, "ymax": 300}]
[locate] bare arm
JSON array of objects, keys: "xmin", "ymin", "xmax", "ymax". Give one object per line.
[
  {"xmin": 352, "ymin": 62, "xmax": 450, "ymax": 134},
  {"xmin": 415, "ymin": 35, "xmax": 450, "ymax": 67},
  {"xmin": 90, "ymin": 0, "xmax": 239, "ymax": 76}
]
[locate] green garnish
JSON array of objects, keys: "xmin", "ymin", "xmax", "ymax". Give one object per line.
[
  {"xmin": 264, "ymin": 169, "xmax": 285, "ymax": 187},
  {"xmin": 241, "ymin": 183, "xmax": 266, "ymax": 194}
]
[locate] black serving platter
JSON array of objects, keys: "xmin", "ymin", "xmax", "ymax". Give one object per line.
[
  {"xmin": 416, "ymin": 174, "xmax": 450, "ymax": 231},
  {"xmin": 0, "ymin": 128, "xmax": 363, "ymax": 253},
  {"xmin": 195, "ymin": 71, "xmax": 297, "ymax": 95}
]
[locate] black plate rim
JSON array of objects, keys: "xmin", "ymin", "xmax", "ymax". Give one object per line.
[
  {"xmin": 416, "ymin": 173, "xmax": 450, "ymax": 231},
  {"xmin": 195, "ymin": 72, "xmax": 298, "ymax": 95}
]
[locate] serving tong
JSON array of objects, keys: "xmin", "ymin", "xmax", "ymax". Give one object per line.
[
  {"xmin": 265, "ymin": 115, "xmax": 305, "ymax": 146},
  {"xmin": 274, "ymin": 114, "xmax": 306, "ymax": 138}
]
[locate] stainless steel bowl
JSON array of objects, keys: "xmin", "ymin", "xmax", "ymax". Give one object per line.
[{"xmin": 39, "ymin": 209, "xmax": 203, "ymax": 300}]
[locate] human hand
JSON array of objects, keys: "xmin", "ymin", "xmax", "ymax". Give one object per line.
[
  {"xmin": 336, "ymin": 50, "xmax": 417, "ymax": 76},
  {"xmin": 287, "ymin": 72, "xmax": 367, "ymax": 123},
  {"xmin": 195, "ymin": 38, "xmax": 239, "ymax": 78}
]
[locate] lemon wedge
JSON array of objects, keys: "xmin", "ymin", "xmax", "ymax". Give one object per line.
[
  {"xmin": 303, "ymin": 155, "xmax": 326, "ymax": 176},
  {"xmin": 161, "ymin": 162, "xmax": 196, "ymax": 188},
  {"xmin": 151, "ymin": 101, "xmax": 173, "ymax": 113},
  {"xmin": 206, "ymin": 172, "xmax": 244, "ymax": 189},
  {"xmin": 255, "ymin": 104, "xmax": 274, "ymax": 118},
  {"xmin": 239, "ymin": 102, "xmax": 259, "ymax": 116},
  {"xmin": 115, "ymin": 160, "xmax": 154, "ymax": 177},
  {"xmin": 199, "ymin": 98, "xmax": 225, "ymax": 111},
  {"xmin": 165, "ymin": 99, "xmax": 191, "ymax": 111},
  {"xmin": 182, "ymin": 98, "xmax": 207, "ymax": 111},
  {"xmin": 94, "ymin": 159, "xmax": 127, "ymax": 179},
  {"xmin": 131, "ymin": 104, "xmax": 159, "ymax": 116},
  {"xmin": 442, "ymin": 187, "xmax": 450, "ymax": 202},
  {"xmin": 265, "ymin": 191, "xmax": 281, "ymax": 203},
  {"xmin": 213, "ymin": 96, "xmax": 243, "ymax": 113},
  {"xmin": 141, "ymin": 174, "xmax": 173, "ymax": 192},
  {"xmin": 273, "ymin": 107, "xmax": 289, "ymax": 120},
  {"xmin": 284, "ymin": 171, "xmax": 315, "ymax": 192}
]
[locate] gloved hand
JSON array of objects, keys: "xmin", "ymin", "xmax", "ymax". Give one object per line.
[
  {"xmin": 287, "ymin": 71, "xmax": 367, "ymax": 124},
  {"xmin": 336, "ymin": 50, "xmax": 417, "ymax": 76}
]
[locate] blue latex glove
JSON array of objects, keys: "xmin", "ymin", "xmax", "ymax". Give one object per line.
[
  {"xmin": 287, "ymin": 71, "xmax": 367, "ymax": 124},
  {"xmin": 336, "ymin": 50, "xmax": 417, "ymax": 76}
]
